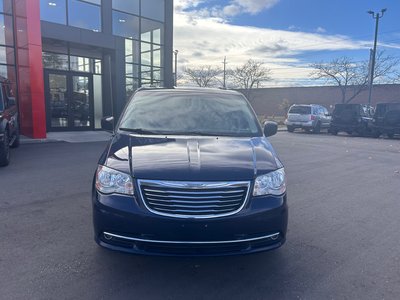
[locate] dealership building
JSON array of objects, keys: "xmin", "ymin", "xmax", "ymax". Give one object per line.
[{"xmin": 1, "ymin": 0, "xmax": 173, "ymax": 138}]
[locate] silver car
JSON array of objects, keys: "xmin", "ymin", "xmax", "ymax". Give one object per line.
[{"xmin": 285, "ymin": 104, "xmax": 331, "ymax": 133}]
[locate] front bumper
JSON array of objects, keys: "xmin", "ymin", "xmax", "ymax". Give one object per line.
[
  {"xmin": 285, "ymin": 120, "xmax": 314, "ymax": 128},
  {"xmin": 369, "ymin": 123, "xmax": 400, "ymax": 134},
  {"xmin": 92, "ymin": 188, "xmax": 288, "ymax": 256}
]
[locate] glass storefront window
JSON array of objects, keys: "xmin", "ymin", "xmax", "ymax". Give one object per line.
[
  {"xmin": 141, "ymin": 31, "xmax": 151, "ymax": 43},
  {"xmin": 70, "ymin": 55, "xmax": 92, "ymax": 73},
  {"xmin": 0, "ymin": 45, "xmax": 14, "ymax": 64},
  {"xmin": 82, "ymin": 0, "xmax": 100, "ymax": 4},
  {"xmin": 68, "ymin": 0, "xmax": 101, "ymax": 32},
  {"xmin": 125, "ymin": 39, "xmax": 139, "ymax": 64},
  {"xmin": 153, "ymin": 68, "xmax": 162, "ymax": 81},
  {"xmin": 42, "ymin": 52, "xmax": 69, "ymax": 70},
  {"xmin": 112, "ymin": 0, "xmax": 139, "ymax": 15},
  {"xmin": 141, "ymin": 18, "xmax": 164, "ymax": 45},
  {"xmin": 126, "ymin": 77, "xmax": 138, "ymax": 99},
  {"xmin": 40, "ymin": 0, "xmax": 67, "ymax": 25},
  {"xmin": 112, "ymin": 11, "xmax": 139, "ymax": 38},
  {"xmin": 94, "ymin": 59, "xmax": 102, "ymax": 74},
  {"xmin": 126, "ymin": 63, "xmax": 139, "ymax": 77},
  {"xmin": 153, "ymin": 29, "xmax": 161, "ymax": 45},
  {"xmin": 141, "ymin": 42, "xmax": 151, "ymax": 52},
  {"xmin": 93, "ymin": 74, "xmax": 103, "ymax": 129},
  {"xmin": 0, "ymin": 0, "xmax": 12, "ymax": 14},
  {"xmin": 141, "ymin": 51, "xmax": 151, "ymax": 66},
  {"xmin": 0, "ymin": 14, "xmax": 13, "ymax": 46},
  {"xmin": 153, "ymin": 49, "xmax": 161, "ymax": 67},
  {"xmin": 141, "ymin": 0, "xmax": 165, "ymax": 22},
  {"xmin": 0, "ymin": 64, "xmax": 15, "ymax": 81}
]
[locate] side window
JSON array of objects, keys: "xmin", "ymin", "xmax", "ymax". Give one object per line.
[
  {"xmin": 2, "ymin": 86, "xmax": 8, "ymax": 108},
  {"xmin": 0, "ymin": 87, "xmax": 4, "ymax": 111},
  {"xmin": 361, "ymin": 106, "xmax": 369, "ymax": 117}
]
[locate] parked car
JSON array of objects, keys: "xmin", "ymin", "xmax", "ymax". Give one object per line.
[
  {"xmin": 370, "ymin": 102, "xmax": 400, "ymax": 138},
  {"xmin": 93, "ymin": 88, "xmax": 288, "ymax": 256},
  {"xmin": 329, "ymin": 104, "xmax": 374, "ymax": 136},
  {"xmin": 285, "ymin": 104, "xmax": 331, "ymax": 133},
  {"xmin": 0, "ymin": 77, "xmax": 20, "ymax": 167}
]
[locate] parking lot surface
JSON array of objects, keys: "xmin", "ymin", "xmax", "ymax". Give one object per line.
[{"xmin": 1, "ymin": 132, "xmax": 400, "ymax": 299}]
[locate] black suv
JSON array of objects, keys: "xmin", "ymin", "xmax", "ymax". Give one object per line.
[
  {"xmin": 0, "ymin": 77, "xmax": 20, "ymax": 166},
  {"xmin": 329, "ymin": 104, "xmax": 374, "ymax": 136},
  {"xmin": 370, "ymin": 103, "xmax": 400, "ymax": 139}
]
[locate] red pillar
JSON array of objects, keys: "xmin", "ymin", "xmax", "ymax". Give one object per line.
[{"xmin": 14, "ymin": 0, "xmax": 46, "ymax": 138}]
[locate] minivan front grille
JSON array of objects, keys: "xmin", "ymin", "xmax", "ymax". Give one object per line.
[{"xmin": 138, "ymin": 180, "xmax": 250, "ymax": 219}]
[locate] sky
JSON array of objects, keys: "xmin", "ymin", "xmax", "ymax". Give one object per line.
[{"xmin": 173, "ymin": 0, "xmax": 400, "ymax": 87}]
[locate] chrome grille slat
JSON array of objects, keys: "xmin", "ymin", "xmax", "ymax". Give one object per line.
[
  {"xmin": 138, "ymin": 180, "xmax": 251, "ymax": 219},
  {"xmin": 143, "ymin": 188, "xmax": 245, "ymax": 195},
  {"xmin": 146, "ymin": 197, "xmax": 243, "ymax": 205},
  {"xmin": 148, "ymin": 202, "xmax": 241, "ymax": 209},
  {"xmin": 144, "ymin": 193, "xmax": 244, "ymax": 200},
  {"xmin": 154, "ymin": 207, "xmax": 237, "ymax": 214}
]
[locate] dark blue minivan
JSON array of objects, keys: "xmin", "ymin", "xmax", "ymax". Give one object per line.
[{"xmin": 93, "ymin": 88, "xmax": 288, "ymax": 256}]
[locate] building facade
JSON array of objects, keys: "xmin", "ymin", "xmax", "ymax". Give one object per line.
[
  {"xmin": 243, "ymin": 84, "xmax": 400, "ymax": 117},
  {"xmin": 2, "ymin": 0, "xmax": 173, "ymax": 138}
]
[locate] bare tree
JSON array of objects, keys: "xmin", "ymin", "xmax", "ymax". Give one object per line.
[
  {"xmin": 279, "ymin": 98, "xmax": 291, "ymax": 114},
  {"xmin": 310, "ymin": 52, "xmax": 399, "ymax": 103},
  {"xmin": 183, "ymin": 65, "xmax": 222, "ymax": 87},
  {"xmin": 373, "ymin": 51, "xmax": 400, "ymax": 84},
  {"xmin": 230, "ymin": 59, "xmax": 272, "ymax": 99}
]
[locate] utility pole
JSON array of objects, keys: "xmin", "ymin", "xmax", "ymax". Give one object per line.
[
  {"xmin": 222, "ymin": 56, "xmax": 227, "ymax": 89},
  {"xmin": 367, "ymin": 8, "xmax": 386, "ymax": 106},
  {"xmin": 173, "ymin": 50, "xmax": 179, "ymax": 86}
]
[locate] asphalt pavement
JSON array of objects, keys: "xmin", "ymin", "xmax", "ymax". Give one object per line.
[{"xmin": 1, "ymin": 132, "xmax": 400, "ymax": 299}]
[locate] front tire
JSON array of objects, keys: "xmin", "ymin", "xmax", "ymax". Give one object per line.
[
  {"xmin": 313, "ymin": 122, "xmax": 321, "ymax": 134},
  {"xmin": 330, "ymin": 128, "xmax": 338, "ymax": 135},
  {"xmin": 10, "ymin": 127, "xmax": 20, "ymax": 148},
  {"xmin": 371, "ymin": 130, "xmax": 381, "ymax": 138},
  {"xmin": 287, "ymin": 126, "xmax": 295, "ymax": 133},
  {"xmin": 0, "ymin": 132, "xmax": 10, "ymax": 167}
]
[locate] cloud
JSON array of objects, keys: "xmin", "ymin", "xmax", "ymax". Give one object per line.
[
  {"xmin": 230, "ymin": 0, "xmax": 280, "ymax": 15},
  {"xmin": 176, "ymin": 0, "xmax": 280, "ymax": 19},
  {"xmin": 288, "ymin": 25, "xmax": 300, "ymax": 31},
  {"xmin": 192, "ymin": 51, "xmax": 204, "ymax": 57},
  {"xmin": 173, "ymin": 1, "xmax": 400, "ymax": 86},
  {"xmin": 316, "ymin": 26, "xmax": 326, "ymax": 33},
  {"xmin": 250, "ymin": 42, "xmax": 288, "ymax": 54}
]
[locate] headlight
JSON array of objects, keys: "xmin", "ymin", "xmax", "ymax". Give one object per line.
[
  {"xmin": 95, "ymin": 165, "xmax": 134, "ymax": 195},
  {"xmin": 253, "ymin": 168, "xmax": 286, "ymax": 196}
]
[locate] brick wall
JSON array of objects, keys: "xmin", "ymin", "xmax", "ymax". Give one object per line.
[{"xmin": 239, "ymin": 84, "xmax": 400, "ymax": 117}]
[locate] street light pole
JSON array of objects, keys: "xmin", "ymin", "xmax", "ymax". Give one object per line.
[
  {"xmin": 222, "ymin": 56, "xmax": 227, "ymax": 89},
  {"xmin": 367, "ymin": 8, "xmax": 386, "ymax": 106},
  {"xmin": 173, "ymin": 50, "xmax": 179, "ymax": 86}
]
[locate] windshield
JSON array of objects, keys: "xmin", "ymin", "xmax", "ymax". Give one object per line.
[
  {"xmin": 119, "ymin": 91, "xmax": 262, "ymax": 137},
  {"xmin": 376, "ymin": 103, "xmax": 400, "ymax": 115},
  {"xmin": 0, "ymin": 90, "xmax": 3, "ymax": 112},
  {"xmin": 288, "ymin": 106, "xmax": 311, "ymax": 114},
  {"xmin": 333, "ymin": 104, "xmax": 360, "ymax": 115}
]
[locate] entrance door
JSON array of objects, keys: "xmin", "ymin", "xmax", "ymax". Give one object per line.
[{"xmin": 45, "ymin": 71, "xmax": 94, "ymax": 131}]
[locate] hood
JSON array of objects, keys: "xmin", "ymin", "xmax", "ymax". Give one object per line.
[{"xmin": 104, "ymin": 133, "xmax": 280, "ymax": 181}]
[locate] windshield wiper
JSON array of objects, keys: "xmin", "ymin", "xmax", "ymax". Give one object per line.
[{"xmin": 119, "ymin": 127, "xmax": 160, "ymax": 135}]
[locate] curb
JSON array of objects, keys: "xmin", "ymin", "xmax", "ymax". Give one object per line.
[{"xmin": 20, "ymin": 138, "xmax": 63, "ymax": 145}]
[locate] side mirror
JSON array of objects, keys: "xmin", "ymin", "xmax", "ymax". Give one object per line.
[
  {"xmin": 101, "ymin": 116, "xmax": 114, "ymax": 132},
  {"xmin": 264, "ymin": 121, "xmax": 278, "ymax": 137},
  {"xmin": 8, "ymin": 97, "xmax": 16, "ymax": 107}
]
